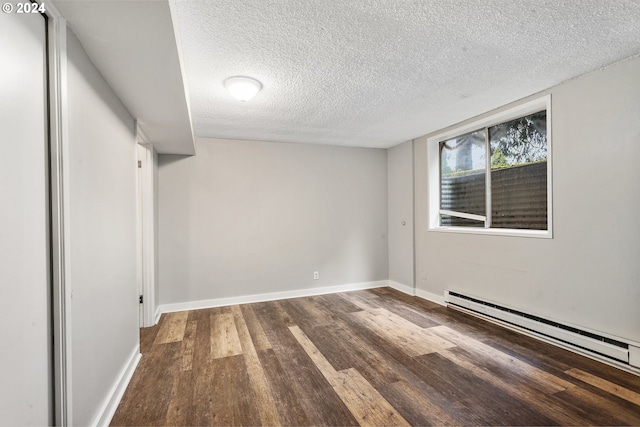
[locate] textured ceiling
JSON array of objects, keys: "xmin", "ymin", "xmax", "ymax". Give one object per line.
[{"xmin": 172, "ymin": 0, "xmax": 640, "ymax": 148}]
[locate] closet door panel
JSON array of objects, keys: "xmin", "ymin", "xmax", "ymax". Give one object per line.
[{"xmin": 0, "ymin": 6, "xmax": 51, "ymax": 426}]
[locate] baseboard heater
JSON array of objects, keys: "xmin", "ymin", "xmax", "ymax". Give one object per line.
[{"xmin": 446, "ymin": 290, "xmax": 633, "ymax": 365}]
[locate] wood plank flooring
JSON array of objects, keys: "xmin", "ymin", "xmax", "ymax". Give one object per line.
[{"xmin": 112, "ymin": 287, "xmax": 640, "ymax": 426}]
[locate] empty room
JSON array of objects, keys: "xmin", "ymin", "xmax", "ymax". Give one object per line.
[{"xmin": 2, "ymin": 0, "xmax": 639, "ymax": 426}]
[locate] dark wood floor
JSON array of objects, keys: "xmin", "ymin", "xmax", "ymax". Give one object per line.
[{"xmin": 111, "ymin": 287, "xmax": 640, "ymax": 426}]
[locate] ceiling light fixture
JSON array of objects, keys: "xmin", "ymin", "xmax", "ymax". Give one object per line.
[{"xmin": 224, "ymin": 76, "xmax": 262, "ymax": 102}]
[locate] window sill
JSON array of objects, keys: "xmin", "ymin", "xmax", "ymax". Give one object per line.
[{"xmin": 428, "ymin": 226, "xmax": 552, "ymax": 239}]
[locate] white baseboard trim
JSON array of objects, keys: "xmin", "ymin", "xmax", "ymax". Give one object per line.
[
  {"xmin": 386, "ymin": 282, "xmax": 447, "ymax": 307},
  {"xmin": 158, "ymin": 280, "xmax": 389, "ymax": 314},
  {"xmin": 92, "ymin": 345, "xmax": 141, "ymax": 427},
  {"xmin": 415, "ymin": 288, "xmax": 447, "ymax": 306},
  {"xmin": 154, "ymin": 306, "xmax": 162, "ymax": 325},
  {"xmin": 388, "ymin": 280, "xmax": 415, "ymax": 296}
]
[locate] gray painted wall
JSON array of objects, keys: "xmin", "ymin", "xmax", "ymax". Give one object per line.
[
  {"xmin": 66, "ymin": 29, "xmax": 139, "ymax": 425},
  {"xmin": 0, "ymin": 9, "xmax": 51, "ymax": 425},
  {"xmin": 414, "ymin": 55, "xmax": 640, "ymax": 343},
  {"xmin": 158, "ymin": 138, "xmax": 388, "ymax": 304},
  {"xmin": 387, "ymin": 141, "xmax": 415, "ymax": 289}
]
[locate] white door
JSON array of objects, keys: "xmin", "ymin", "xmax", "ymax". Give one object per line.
[{"xmin": 0, "ymin": 4, "xmax": 52, "ymax": 425}]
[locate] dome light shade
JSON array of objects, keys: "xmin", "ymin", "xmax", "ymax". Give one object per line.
[{"xmin": 224, "ymin": 76, "xmax": 262, "ymax": 101}]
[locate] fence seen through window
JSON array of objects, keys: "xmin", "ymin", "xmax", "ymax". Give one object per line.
[{"xmin": 439, "ymin": 111, "xmax": 547, "ymax": 230}]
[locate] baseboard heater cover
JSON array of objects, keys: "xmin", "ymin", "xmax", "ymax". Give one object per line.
[{"xmin": 446, "ymin": 290, "xmax": 631, "ymax": 365}]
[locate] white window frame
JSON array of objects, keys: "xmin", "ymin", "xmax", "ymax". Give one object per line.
[{"xmin": 427, "ymin": 95, "xmax": 553, "ymax": 238}]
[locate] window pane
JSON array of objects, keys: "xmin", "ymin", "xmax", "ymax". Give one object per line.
[
  {"xmin": 489, "ymin": 111, "xmax": 547, "ymax": 230},
  {"xmin": 441, "ymin": 214, "xmax": 484, "ymax": 228},
  {"xmin": 440, "ymin": 130, "xmax": 486, "ymax": 224}
]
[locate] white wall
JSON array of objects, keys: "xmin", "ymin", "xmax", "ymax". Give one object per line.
[
  {"xmin": 158, "ymin": 138, "xmax": 388, "ymax": 305},
  {"xmin": 0, "ymin": 8, "xmax": 51, "ymax": 426},
  {"xmin": 387, "ymin": 141, "xmax": 414, "ymax": 290},
  {"xmin": 66, "ymin": 29, "xmax": 139, "ymax": 425},
  {"xmin": 415, "ymin": 55, "xmax": 640, "ymax": 343}
]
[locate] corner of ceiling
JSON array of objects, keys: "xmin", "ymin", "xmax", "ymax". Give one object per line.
[
  {"xmin": 54, "ymin": 0, "xmax": 196, "ymax": 156},
  {"xmin": 166, "ymin": 0, "xmax": 196, "ymax": 156}
]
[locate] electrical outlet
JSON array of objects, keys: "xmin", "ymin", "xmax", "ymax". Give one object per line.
[{"xmin": 313, "ymin": 271, "xmax": 319, "ymax": 280}]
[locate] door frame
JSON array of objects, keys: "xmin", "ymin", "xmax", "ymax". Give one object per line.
[
  {"xmin": 136, "ymin": 143, "xmax": 145, "ymax": 327},
  {"xmin": 136, "ymin": 126, "xmax": 158, "ymax": 328},
  {"xmin": 46, "ymin": 1, "xmax": 72, "ymax": 425}
]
